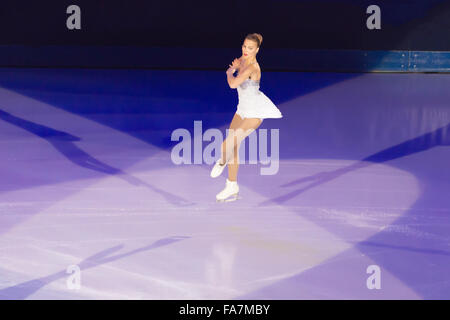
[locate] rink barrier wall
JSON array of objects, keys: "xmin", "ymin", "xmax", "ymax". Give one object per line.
[{"xmin": 0, "ymin": 46, "xmax": 449, "ymax": 72}]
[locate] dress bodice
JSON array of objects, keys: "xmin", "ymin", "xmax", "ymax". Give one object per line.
[
  {"xmin": 234, "ymin": 77, "xmax": 282, "ymax": 119},
  {"xmin": 237, "ymin": 79, "xmax": 261, "ymax": 101},
  {"xmin": 239, "ymin": 78, "xmax": 260, "ymax": 89}
]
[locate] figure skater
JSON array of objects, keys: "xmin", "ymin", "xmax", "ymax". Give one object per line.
[{"xmin": 210, "ymin": 33, "xmax": 283, "ymax": 202}]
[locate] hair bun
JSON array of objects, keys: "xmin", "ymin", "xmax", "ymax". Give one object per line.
[
  {"xmin": 253, "ymin": 33, "xmax": 263, "ymax": 45},
  {"xmin": 245, "ymin": 33, "xmax": 263, "ymax": 47}
]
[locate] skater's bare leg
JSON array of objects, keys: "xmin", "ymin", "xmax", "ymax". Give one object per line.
[
  {"xmin": 228, "ymin": 117, "xmax": 263, "ymax": 181},
  {"xmin": 220, "ymin": 113, "xmax": 243, "ymax": 165},
  {"xmin": 227, "ymin": 137, "xmax": 240, "ymax": 181}
]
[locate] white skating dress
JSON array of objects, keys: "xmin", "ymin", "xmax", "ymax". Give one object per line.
[{"xmin": 235, "ymin": 78, "xmax": 283, "ymax": 120}]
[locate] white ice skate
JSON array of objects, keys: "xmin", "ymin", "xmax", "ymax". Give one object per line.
[
  {"xmin": 210, "ymin": 159, "xmax": 227, "ymax": 178},
  {"xmin": 216, "ymin": 179, "xmax": 240, "ymax": 202}
]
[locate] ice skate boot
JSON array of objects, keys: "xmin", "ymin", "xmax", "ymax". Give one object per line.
[
  {"xmin": 216, "ymin": 179, "xmax": 240, "ymax": 202},
  {"xmin": 210, "ymin": 159, "xmax": 227, "ymax": 178}
]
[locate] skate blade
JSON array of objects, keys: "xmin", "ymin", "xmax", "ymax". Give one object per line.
[{"xmin": 216, "ymin": 193, "xmax": 240, "ymax": 203}]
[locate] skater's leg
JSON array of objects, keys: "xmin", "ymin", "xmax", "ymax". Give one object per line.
[
  {"xmin": 228, "ymin": 117, "xmax": 263, "ymax": 181},
  {"xmin": 216, "ymin": 117, "xmax": 263, "ymax": 202},
  {"xmin": 210, "ymin": 113, "xmax": 244, "ymax": 179},
  {"xmin": 220, "ymin": 113, "xmax": 243, "ymax": 164},
  {"xmin": 227, "ymin": 135, "xmax": 240, "ymax": 181}
]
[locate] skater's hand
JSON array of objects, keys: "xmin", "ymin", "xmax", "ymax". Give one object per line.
[
  {"xmin": 231, "ymin": 58, "xmax": 240, "ymax": 69},
  {"xmin": 226, "ymin": 65, "xmax": 236, "ymax": 75},
  {"xmin": 226, "ymin": 58, "xmax": 240, "ymax": 75}
]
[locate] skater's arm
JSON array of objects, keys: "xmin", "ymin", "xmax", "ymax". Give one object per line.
[{"xmin": 226, "ymin": 65, "xmax": 255, "ymax": 89}]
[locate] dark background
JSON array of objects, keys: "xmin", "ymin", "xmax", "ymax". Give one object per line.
[
  {"xmin": 0, "ymin": 0, "xmax": 448, "ymax": 50},
  {"xmin": 0, "ymin": 1, "xmax": 449, "ymax": 71}
]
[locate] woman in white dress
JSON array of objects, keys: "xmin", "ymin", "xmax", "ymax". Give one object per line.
[{"xmin": 210, "ymin": 33, "xmax": 283, "ymax": 201}]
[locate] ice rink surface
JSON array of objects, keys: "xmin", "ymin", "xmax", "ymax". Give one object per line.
[{"xmin": 0, "ymin": 69, "xmax": 449, "ymax": 299}]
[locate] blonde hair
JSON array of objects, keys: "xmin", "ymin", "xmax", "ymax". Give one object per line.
[{"xmin": 245, "ymin": 33, "xmax": 263, "ymax": 48}]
